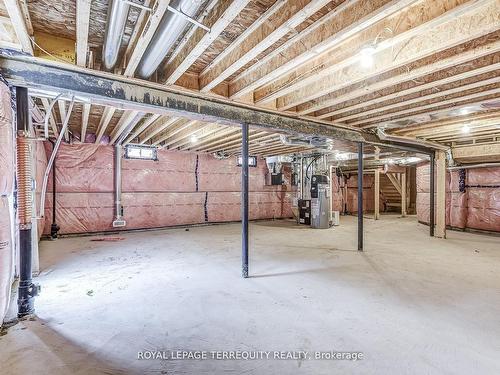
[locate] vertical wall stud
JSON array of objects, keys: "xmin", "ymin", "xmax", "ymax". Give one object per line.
[
  {"xmin": 374, "ymin": 168, "xmax": 380, "ymax": 220},
  {"xmin": 435, "ymin": 151, "xmax": 446, "ymax": 238},
  {"xmin": 401, "ymin": 171, "xmax": 407, "ymax": 217}
]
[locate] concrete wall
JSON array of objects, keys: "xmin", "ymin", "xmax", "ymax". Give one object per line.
[{"xmin": 42, "ymin": 143, "xmax": 296, "ymax": 235}]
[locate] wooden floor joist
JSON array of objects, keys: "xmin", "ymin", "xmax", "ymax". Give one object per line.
[
  {"xmin": 163, "ymin": 0, "xmax": 251, "ymax": 85},
  {"xmin": 3, "ymin": 0, "xmax": 33, "ymax": 55},
  {"xmin": 76, "ymin": 0, "xmax": 91, "ymax": 67},
  {"xmin": 199, "ymin": 0, "xmax": 332, "ymax": 93},
  {"xmin": 230, "ymin": 0, "xmax": 418, "ymax": 99},
  {"xmin": 318, "ymin": 60, "xmax": 500, "ymax": 120},
  {"xmin": 1, "ymin": 0, "xmax": 498, "ymax": 152},
  {"xmin": 124, "ymin": 114, "xmax": 161, "ymax": 145},
  {"xmin": 139, "ymin": 117, "xmax": 180, "ymax": 144},
  {"xmin": 274, "ymin": 0, "xmax": 500, "ymax": 111}
]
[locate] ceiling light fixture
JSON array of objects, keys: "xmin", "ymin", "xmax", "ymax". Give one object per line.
[
  {"xmin": 458, "ymin": 107, "xmax": 473, "ymax": 116},
  {"xmin": 461, "ymin": 124, "xmax": 471, "ymax": 134},
  {"xmin": 359, "ymin": 45, "xmax": 376, "ymax": 68},
  {"xmin": 190, "ymin": 135, "xmax": 198, "ymax": 143}
]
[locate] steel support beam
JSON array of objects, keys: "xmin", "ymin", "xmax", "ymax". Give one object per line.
[
  {"xmin": 429, "ymin": 152, "xmax": 435, "ymax": 237},
  {"xmin": 357, "ymin": 142, "xmax": 363, "ymax": 251},
  {"xmin": 0, "ymin": 51, "xmax": 367, "ymax": 140},
  {"xmin": 0, "ymin": 51, "xmax": 437, "ymax": 155},
  {"xmin": 241, "ymin": 123, "xmax": 249, "ymax": 278}
]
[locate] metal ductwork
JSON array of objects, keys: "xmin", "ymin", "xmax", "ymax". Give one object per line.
[
  {"xmin": 103, "ymin": 0, "xmax": 131, "ymax": 70},
  {"xmin": 103, "ymin": 0, "xmax": 205, "ymax": 75},
  {"xmin": 137, "ymin": 0, "xmax": 205, "ymax": 79},
  {"xmin": 376, "ymin": 128, "xmax": 449, "ymax": 152},
  {"xmin": 279, "ymin": 134, "xmax": 333, "ymax": 150}
]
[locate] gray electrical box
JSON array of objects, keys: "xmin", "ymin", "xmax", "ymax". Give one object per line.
[{"xmin": 310, "ymin": 175, "xmax": 330, "ymax": 229}]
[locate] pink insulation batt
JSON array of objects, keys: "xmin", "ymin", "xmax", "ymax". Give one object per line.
[
  {"xmin": 416, "ymin": 163, "xmax": 500, "ymax": 232},
  {"xmin": 0, "ymin": 80, "xmax": 14, "ymax": 322},
  {"xmin": 42, "ymin": 143, "xmax": 296, "ymax": 235}
]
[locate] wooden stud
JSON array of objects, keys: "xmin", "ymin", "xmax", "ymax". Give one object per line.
[
  {"xmin": 401, "ymin": 170, "xmax": 407, "ymax": 217},
  {"xmin": 164, "ymin": 0, "xmax": 250, "ymax": 85},
  {"xmin": 110, "ymin": 110, "xmax": 143, "ymax": 144},
  {"xmin": 123, "ymin": 113, "xmax": 161, "ymax": 145},
  {"xmin": 267, "ymin": 0, "xmax": 499, "ymax": 111},
  {"xmin": 230, "ymin": 0, "xmax": 416, "ymax": 98},
  {"xmin": 374, "ymin": 168, "xmax": 380, "ymax": 220},
  {"xmin": 317, "ymin": 62, "xmax": 500, "ymax": 120},
  {"xmin": 435, "ymin": 150, "xmax": 446, "ymax": 238},
  {"xmin": 76, "ymin": 0, "xmax": 91, "ymax": 67},
  {"xmin": 199, "ymin": 0, "xmax": 332, "ymax": 93},
  {"xmin": 3, "ymin": 0, "xmax": 33, "ymax": 54},
  {"xmin": 95, "ymin": 106, "xmax": 116, "ymax": 144},
  {"xmin": 81, "ymin": 103, "xmax": 91, "ymax": 142},
  {"xmin": 139, "ymin": 117, "xmax": 181, "ymax": 144}
]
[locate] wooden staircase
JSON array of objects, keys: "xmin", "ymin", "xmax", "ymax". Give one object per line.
[{"xmin": 379, "ymin": 173, "xmax": 402, "ymax": 212}]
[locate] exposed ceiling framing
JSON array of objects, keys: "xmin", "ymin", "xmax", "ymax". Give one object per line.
[{"xmin": 0, "ymin": 0, "xmax": 498, "ymax": 158}]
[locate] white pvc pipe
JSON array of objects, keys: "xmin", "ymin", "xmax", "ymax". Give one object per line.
[{"xmin": 38, "ymin": 96, "xmax": 75, "ymax": 218}]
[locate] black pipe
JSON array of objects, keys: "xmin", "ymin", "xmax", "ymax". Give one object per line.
[
  {"xmin": 16, "ymin": 86, "xmax": 38, "ymax": 317},
  {"xmin": 358, "ymin": 142, "xmax": 363, "ymax": 251},
  {"xmin": 429, "ymin": 152, "xmax": 435, "ymax": 237},
  {"xmin": 18, "ymin": 228, "xmax": 34, "ymax": 316},
  {"xmin": 48, "ymin": 140, "xmax": 60, "ymax": 239},
  {"xmin": 16, "ymin": 87, "xmax": 29, "ymax": 132},
  {"xmin": 241, "ymin": 123, "xmax": 249, "ymax": 278}
]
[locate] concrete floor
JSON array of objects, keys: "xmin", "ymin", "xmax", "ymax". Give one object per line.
[{"xmin": 1, "ymin": 215, "xmax": 499, "ymax": 374}]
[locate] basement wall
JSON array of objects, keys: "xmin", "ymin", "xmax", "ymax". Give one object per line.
[
  {"xmin": 330, "ymin": 174, "xmax": 384, "ymax": 213},
  {"xmin": 0, "ymin": 80, "xmax": 14, "ymax": 323},
  {"xmin": 42, "ymin": 143, "xmax": 295, "ymax": 235},
  {"xmin": 416, "ymin": 163, "xmax": 500, "ymax": 232}
]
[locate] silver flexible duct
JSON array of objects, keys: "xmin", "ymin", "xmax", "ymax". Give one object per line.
[
  {"xmin": 103, "ymin": 0, "xmax": 131, "ymax": 70},
  {"xmin": 377, "ymin": 128, "xmax": 449, "ymax": 151},
  {"xmin": 137, "ymin": 0, "xmax": 204, "ymax": 78}
]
